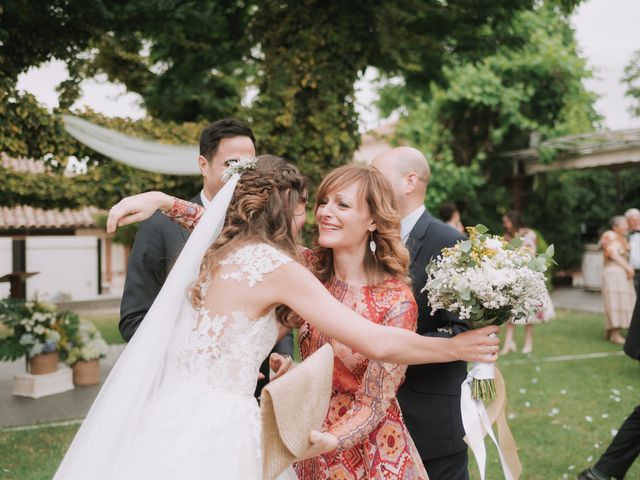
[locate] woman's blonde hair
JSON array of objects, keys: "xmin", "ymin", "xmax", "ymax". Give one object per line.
[
  {"xmin": 310, "ymin": 164, "xmax": 410, "ymax": 286},
  {"xmin": 190, "ymin": 155, "xmax": 307, "ymax": 326}
]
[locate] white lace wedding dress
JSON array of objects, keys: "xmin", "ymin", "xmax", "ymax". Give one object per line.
[
  {"xmin": 55, "ymin": 178, "xmax": 298, "ymax": 480},
  {"xmin": 117, "ymin": 243, "xmax": 295, "ymax": 479}
]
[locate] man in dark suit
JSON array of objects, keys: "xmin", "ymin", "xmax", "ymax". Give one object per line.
[
  {"xmin": 119, "ymin": 118, "xmax": 293, "ymax": 397},
  {"xmin": 578, "ymin": 296, "xmax": 640, "ymax": 480},
  {"xmin": 626, "ymin": 208, "xmax": 640, "ymax": 295},
  {"xmin": 372, "ymin": 147, "xmax": 469, "ymax": 480}
]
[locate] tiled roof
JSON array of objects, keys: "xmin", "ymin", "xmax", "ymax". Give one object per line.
[
  {"xmin": 0, "ymin": 205, "xmax": 104, "ymax": 231},
  {"xmin": 0, "ymin": 153, "xmax": 51, "ymax": 174}
]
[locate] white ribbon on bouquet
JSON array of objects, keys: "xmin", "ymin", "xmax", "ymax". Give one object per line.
[{"xmin": 461, "ymin": 362, "xmax": 518, "ymax": 480}]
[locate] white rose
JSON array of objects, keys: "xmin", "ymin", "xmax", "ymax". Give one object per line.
[{"xmin": 485, "ymin": 237, "xmax": 503, "ymax": 250}]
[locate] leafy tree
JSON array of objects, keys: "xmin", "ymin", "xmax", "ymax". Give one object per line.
[
  {"xmin": 248, "ymin": 0, "xmax": 558, "ymax": 189},
  {"xmin": 1, "ymin": 1, "xmax": 251, "ymax": 122},
  {"xmin": 63, "ymin": 1, "xmax": 254, "ymax": 122},
  {"xmin": 388, "ymin": 4, "xmax": 600, "ymax": 264},
  {"xmin": 623, "ymin": 49, "xmax": 640, "ymax": 118},
  {"xmin": 0, "ymin": 1, "xmax": 111, "ymax": 82},
  {"xmin": 2, "ymin": 0, "xmax": 592, "ymax": 243},
  {"xmin": 3, "ymin": 0, "xmax": 561, "ymax": 188}
]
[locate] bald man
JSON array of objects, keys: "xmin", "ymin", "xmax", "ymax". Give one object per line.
[{"xmin": 372, "ymin": 147, "xmax": 469, "ymax": 480}]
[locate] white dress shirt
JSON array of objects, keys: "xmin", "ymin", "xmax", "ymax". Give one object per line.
[
  {"xmin": 200, "ymin": 190, "xmax": 214, "ymax": 209},
  {"xmin": 401, "ymin": 205, "xmax": 426, "ymax": 243}
]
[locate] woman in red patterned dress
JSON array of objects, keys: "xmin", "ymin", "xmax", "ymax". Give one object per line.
[{"xmin": 289, "ymin": 165, "xmax": 428, "ymax": 479}]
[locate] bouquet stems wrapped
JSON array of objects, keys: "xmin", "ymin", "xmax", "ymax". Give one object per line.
[{"xmin": 467, "ymin": 307, "xmax": 511, "ymax": 400}]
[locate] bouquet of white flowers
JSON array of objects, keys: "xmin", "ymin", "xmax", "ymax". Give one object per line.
[
  {"xmin": 0, "ymin": 299, "xmax": 78, "ymax": 361},
  {"xmin": 64, "ymin": 320, "xmax": 109, "ymax": 365},
  {"xmin": 423, "ymin": 225, "xmax": 553, "ymax": 400}
]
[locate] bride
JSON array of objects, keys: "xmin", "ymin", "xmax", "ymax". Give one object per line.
[{"xmin": 54, "ymin": 155, "xmax": 498, "ymax": 479}]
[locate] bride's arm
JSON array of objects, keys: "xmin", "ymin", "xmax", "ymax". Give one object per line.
[
  {"xmin": 106, "ymin": 192, "xmax": 204, "ymax": 233},
  {"xmin": 271, "ymin": 262, "xmax": 499, "ymax": 365}
]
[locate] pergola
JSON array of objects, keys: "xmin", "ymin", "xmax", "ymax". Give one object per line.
[
  {"xmin": 502, "ymin": 127, "xmax": 640, "ymax": 209},
  {"xmin": 506, "ymin": 128, "xmax": 640, "ymax": 174}
]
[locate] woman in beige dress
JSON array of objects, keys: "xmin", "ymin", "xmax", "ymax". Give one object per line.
[{"xmin": 600, "ymin": 216, "xmax": 637, "ymax": 345}]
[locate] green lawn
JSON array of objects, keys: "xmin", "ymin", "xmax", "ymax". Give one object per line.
[
  {"xmin": 1, "ymin": 310, "xmax": 638, "ymax": 480},
  {"xmin": 474, "ymin": 310, "xmax": 639, "ymax": 479}
]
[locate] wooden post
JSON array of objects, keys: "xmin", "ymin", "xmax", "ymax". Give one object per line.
[
  {"xmin": 97, "ymin": 237, "xmax": 103, "ymax": 295},
  {"xmin": 12, "ymin": 238, "xmax": 27, "ymax": 298},
  {"xmin": 105, "ymin": 237, "xmax": 113, "ymax": 283}
]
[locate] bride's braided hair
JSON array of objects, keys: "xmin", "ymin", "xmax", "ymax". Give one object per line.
[{"xmin": 190, "ymin": 155, "xmax": 307, "ymax": 325}]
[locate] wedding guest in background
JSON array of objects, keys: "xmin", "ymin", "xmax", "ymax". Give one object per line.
[
  {"xmin": 625, "ymin": 208, "xmax": 640, "ymax": 295},
  {"xmin": 501, "ymin": 210, "xmax": 555, "ymax": 354},
  {"xmin": 439, "ymin": 202, "xmax": 465, "ymax": 234},
  {"xmin": 599, "ymin": 216, "xmax": 637, "ymax": 345},
  {"xmin": 577, "ymin": 296, "xmax": 640, "ymax": 480}
]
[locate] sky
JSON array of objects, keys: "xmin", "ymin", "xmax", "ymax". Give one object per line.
[{"xmin": 15, "ymin": 0, "xmax": 640, "ymax": 133}]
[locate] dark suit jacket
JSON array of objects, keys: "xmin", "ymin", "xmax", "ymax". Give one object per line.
[
  {"xmin": 119, "ymin": 193, "xmax": 293, "ymax": 396},
  {"xmin": 624, "ymin": 296, "xmax": 640, "ymax": 361},
  {"xmin": 397, "ymin": 209, "xmax": 468, "ymax": 461},
  {"xmin": 119, "ymin": 194, "xmax": 201, "ymax": 342}
]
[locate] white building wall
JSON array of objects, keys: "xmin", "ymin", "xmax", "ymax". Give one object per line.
[
  {"xmin": 0, "ymin": 238, "xmax": 11, "ymax": 297},
  {"xmin": 26, "ymin": 236, "xmax": 98, "ymax": 301},
  {"xmin": 101, "ymin": 241, "xmax": 127, "ymax": 296}
]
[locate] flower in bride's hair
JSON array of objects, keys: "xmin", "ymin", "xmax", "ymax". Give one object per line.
[{"xmin": 222, "ymin": 155, "xmax": 258, "ymax": 183}]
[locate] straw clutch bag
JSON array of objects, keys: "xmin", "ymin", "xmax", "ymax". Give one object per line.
[{"xmin": 261, "ymin": 343, "xmax": 334, "ymax": 480}]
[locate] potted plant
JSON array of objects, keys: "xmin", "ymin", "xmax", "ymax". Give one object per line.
[
  {"xmin": 63, "ymin": 319, "xmax": 109, "ymax": 386},
  {"xmin": 0, "ymin": 298, "xmax": 78, "ymax": 374}
]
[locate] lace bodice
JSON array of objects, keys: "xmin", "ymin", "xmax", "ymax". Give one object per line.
[{"xmin": 165, "ymin": 243, "xmax": 291, "ymax": 396}]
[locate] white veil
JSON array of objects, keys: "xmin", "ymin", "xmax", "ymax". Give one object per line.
[{"xmin": 54, "ymin": 175, "xmax": 240, "ymax": 479}]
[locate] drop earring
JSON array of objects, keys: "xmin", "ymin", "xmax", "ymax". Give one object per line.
[{"xmin": 369, "ymin": 231, "xmax": 377, "ymax": 262}]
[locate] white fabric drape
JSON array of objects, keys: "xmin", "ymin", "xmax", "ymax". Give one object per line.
[
  {"xmin": 54, "ymin": 175, "xmax": 239, "ymax": 479},
  {"xmin": 62, "ymin": 115, "xmax": 200, "ymax": 175}
]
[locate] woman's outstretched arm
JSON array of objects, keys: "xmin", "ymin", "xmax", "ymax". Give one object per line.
[
  {"xmin": 106, "ymin": 192, "xmax": 204, "ymax": 233},
  {"xmin": 270, "ymin": 261, "xmax": 499, "ymax": 366}
]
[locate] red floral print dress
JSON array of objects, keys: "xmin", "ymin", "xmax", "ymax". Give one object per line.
[{"xmin": 294, "ymin": 277, "xmax": 428, "ymax": 480}]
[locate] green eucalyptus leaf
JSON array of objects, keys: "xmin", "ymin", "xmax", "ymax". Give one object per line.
[{"xmin": 475, "ymin": 224, "xmax": 489, "ymax": 234}]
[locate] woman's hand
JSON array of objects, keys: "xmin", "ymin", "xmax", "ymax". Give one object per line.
[
  {"xmin": 107, "ymin": 192, "xmax": 173, "ymax": 233},
  {"xmin": 269, "ymin": 353, "xmax": 294, "ymax": 381},
  {"xmin": 626, "ymin": 268, "xmax": 635, "ymax": 280},
  {"xmin": 298, "ymin": 431, "xmax": 338, "ymax": 460},
  {"xmin": 451, "ymin": 325, "xmax": 500, "ymax": 363}
]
